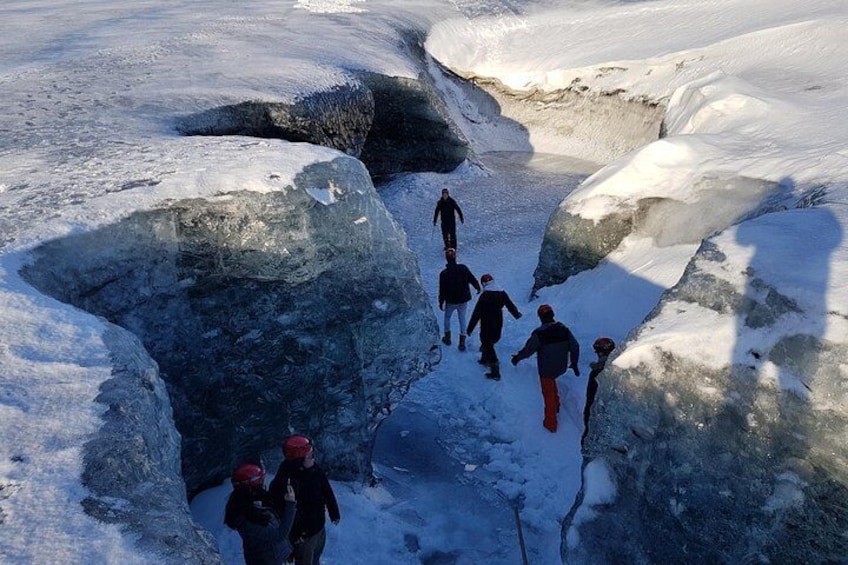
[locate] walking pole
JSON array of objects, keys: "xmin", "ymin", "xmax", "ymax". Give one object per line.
[{"xmin": 514, "ymin": 505, "xmax": 529, "ymax": 565}]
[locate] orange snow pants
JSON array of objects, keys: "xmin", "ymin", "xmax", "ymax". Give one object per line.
[{"xmin": 540, "ymin": 377, "xmax": 560, "ymax": 432}]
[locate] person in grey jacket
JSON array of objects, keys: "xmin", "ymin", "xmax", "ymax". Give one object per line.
[
  {"xmin": 225, "ymin": 463, "xmax": 297, "ymax": 565},
  {"xmin": 512, "ymin": 304, "xmax": 580, "ymax": 432}
]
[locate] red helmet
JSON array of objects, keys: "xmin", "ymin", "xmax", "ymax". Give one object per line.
[
  {"xmin": 593, "ymin": 337, "xmax": 616, "ymax": 355},
  {"xmin": 536, "ymin": 304, "xmax": 554, "ymax": 320},
  {"xmin": 283, "ymin": 435, "xmax": 313, "ymax": 460},
  {"xmin": 481, "ymin": 273, "xmax": 493, "ymax": 285},
  {"xmin": 231, "ymin": 463, "xmax": 265, "ymax": 489}
]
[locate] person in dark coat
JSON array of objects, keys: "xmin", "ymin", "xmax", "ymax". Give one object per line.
[
  {"xmin": 433, "ymin": 187, "xmax": 464, "ymax": 250},
  {"xmin": 268, "ymin": 435, "xmax": 340, "ymax": 565},
  {"xmin": 582, "ymin": 337, "xmax": 615, "ymax": 446},
  {"xmin": 467, "ymin": 273, "xmax": 522, "ymax": 380},
  {"xmin": 225, "ymin": 463, "xmax": 297, "ymax": 565},
  {"xmin": 438, "ymin": 247, "xmax": 480, "ymax": 351},
  {"xmin": 511, "ymin": 304, "xmax": 580, "ymax": 433}
]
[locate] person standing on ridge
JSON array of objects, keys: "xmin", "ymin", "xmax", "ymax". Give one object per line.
[
  {"xmin": 438, "ymin": 247, "xmax": 480, "ymax": 352},
  {"xmin": 433, "ymin": 187, "xmax": 464, "ymax": 250},
  {"xmin": 583, "ymin": 337, "xmax": 615, "ymax": 446},
  {"xmin": 467, "ymin": 273, "xmax": 522, "ymax": 380},
  {"xmin": 512, "ymin": 304, "xmax": 580, "ymax": 433},
  {"xmin": 268, "ymin": 435, "xmax": 340, "ymax": 565},
  {"xmin": 225, "ymin": 463, "xmax": 297, "ymax": 565}
]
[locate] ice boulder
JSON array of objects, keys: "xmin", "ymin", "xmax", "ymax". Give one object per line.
[
  {"xmin": 533, "ymin": 159, "xmax": 794, "ymax": 293},
  {"xmin": 565, "ymin": 206, "xmax": 848, "ymax": 563},
  {"xmin": 82, "ymin": 326, "xmax": 221, "ymax": 563},
  {"xmin": 22, "ymin": 153, "xmax": 439, "ymax": 498}
]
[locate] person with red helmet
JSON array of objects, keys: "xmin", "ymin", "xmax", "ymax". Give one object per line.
[
  {"xmin": 467, "ymin": 272, "xmax": 522, "ymax": 380},
  {"xmin": 438, "ymin": 247, "xmax": 481, "ymax": 351},
  {"xmin": 511, "ymin": 304, "xmax": 580, "ymax": 433},
  {"xmin": 582, "ymin": 337, "xmax": 616, "ymax": 446},
  {"xmin": 268, "ymin": 435, "xmax": 340, "ymax": 565},
  {"xmin": 224, "ymin": 463, "xmax": 297, "ymax": 565}
]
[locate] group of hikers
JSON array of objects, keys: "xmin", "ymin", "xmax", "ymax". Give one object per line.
[
  {"xmin": 225, "ymin": 187, "xmax": 617, "ymax": 564},
  {"xmin": 225, "ymin": 435, "xmax": 340, "ymax": 565},
  {"xmin": 434, "ymin": 186, "xmax": 616, "ymax": 434}
]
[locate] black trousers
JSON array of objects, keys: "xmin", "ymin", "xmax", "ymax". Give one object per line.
[
  {"xmin": 581, "ymin": 376, "xmax": 599, "ymax": 444},
  {"xmin": 441, "ymin": 225, "xmax": 457, "ymax": 249},
  {"xmin": 480, "ymin": 340, "xmax": 498, "ymax": 365}
]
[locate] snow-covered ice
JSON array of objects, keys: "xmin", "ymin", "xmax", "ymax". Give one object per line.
[{"xmin": 1, "ymin": 0, "xmax": 847, "ymax": 562}]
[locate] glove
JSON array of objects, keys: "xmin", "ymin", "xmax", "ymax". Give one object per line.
[
  {"xmin": 572, "ymin": 366, "xmax": 581, "ymax": 377},
  {"xmin": 511, "ymin": 355, "xmax": 520, "ymax": 367},
  {"xmin": 515, "ymin": 312, "xmax": 523, "ymax": 319}
]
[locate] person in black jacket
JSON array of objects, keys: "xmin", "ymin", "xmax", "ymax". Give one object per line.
[
  {"xmin": 225, "ymin": 463, "xmax": 297, "ymax": 565},
  {"xmin": 467, "ymin": 273, "xmax": 522, "ymax": 380},
  {"xmin": 583, "ymin": 337, "xmax": 615, "ymax": 446},
  {"xmin": 268, "ymin": 435, "xmax": 340, "ymax": 565},
  {"xmin": 512, "ymin": 304, "xmax": 580, "ymax": 433},
  {"xmin": 438, "ymin": 247, "xmax": 480, "ymax": 351},
  {"xmin": 433, "ymin": 187, "xmax": 464, "ymax": 250}
]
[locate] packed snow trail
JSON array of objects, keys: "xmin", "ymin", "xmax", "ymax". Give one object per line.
[
  {"xmin": 368, "ymin": 151, "xmax": 598, "ymax": 564},
  {"xmin": 191, "ymin": 151, "xmax": 600, "ymax": 564}
]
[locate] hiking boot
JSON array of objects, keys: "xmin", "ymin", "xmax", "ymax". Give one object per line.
[
  {"xmin": 485, "ymin": 364, "xmax": 501, "ymax": 381},
  {"xmin": 441, "ymin": 332, "xmax": 451, "ymax": 346},
  {"xmin": 458, "ymin": 335, "xmax": 466, "ymax": 352}
]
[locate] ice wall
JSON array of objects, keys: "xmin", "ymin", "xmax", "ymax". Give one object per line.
[
  {"xmin": 22, "ymin": 155, "xmax": 439, "ymax": 496},
  {"xmin": 566, "ymin": 207, "xmax": 848, "ymax": 563},
  {"xmin": 83, "ymin": 326, "xmax": 221, "ymax": 563},
  {"xmin": 177, "ymin": 72, "xmax": 469, "ymax": 180},
  {"xmin": 428, "ymin": 61, "xmax": 664, "ymax": 164},
  {"xmin": 533, "ymin": 174, "xmax": 788, "ymax": 292}
]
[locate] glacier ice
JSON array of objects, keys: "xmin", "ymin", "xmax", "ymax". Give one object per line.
[
  {"xmin": 22, "ymin": 156, "xmax": 439, "ymax": 497},
  {"xmin": 565, "ymin": 207, "xmax": 848, "ymax": 564},
  {"xmin": 177, "ymin": 72, "xmax": 469, "ymax": 180},
  {"xmin": 534, "ymin": 174, "xmax": 790, "ymax": 292}
]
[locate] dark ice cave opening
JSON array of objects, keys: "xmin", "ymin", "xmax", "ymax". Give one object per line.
[{"xmin": 176, "ymin": 72, "xmax": 469, "ymax": 182}]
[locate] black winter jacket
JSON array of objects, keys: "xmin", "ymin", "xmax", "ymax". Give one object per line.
[
  {"xmin": 433, "ymin": 197, "xmax": 464, "ymax": 229},
  {"xmin": 515, "ymin": 321, "xmax": 580, "ymax": 378},
  {"xmin": 438, "ymin": 259, "xmax": 480, "ymax": 306},
  {"xmin": 268, "ymin": 460, "xmax": 340, "ymax": 542},
  {"xmin": 225, "ymin": 488, "xmax": 296, "ymax": 565},
  {"xmin": 467, "ymin": 290, "xmax": 521, "ymax": 344}
]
